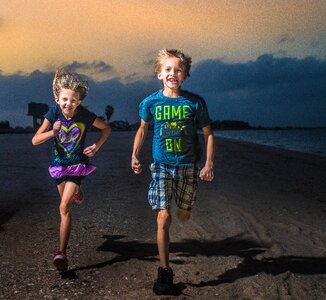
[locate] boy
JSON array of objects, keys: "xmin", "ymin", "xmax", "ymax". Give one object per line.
[{"xmin": 131, "ymin": 49, "xmax": 214, "ymax": 295}]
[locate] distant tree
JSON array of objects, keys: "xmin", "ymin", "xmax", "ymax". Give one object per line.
[
  {"xmin": 105, "ymin": 105, "xmax": 114, "ymax": 123},
  {"xmin": 0, "ymin": 120, "xmax": 10, "ymax": 129}
]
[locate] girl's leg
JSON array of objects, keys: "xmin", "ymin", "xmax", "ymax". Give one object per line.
[
  {"xmin": 157, "ymin": 209, "xmax": 172, "ymax": 268},
  {"xmin": 57, "ymin": 181, "xmax": 78, "ymax": 254}
]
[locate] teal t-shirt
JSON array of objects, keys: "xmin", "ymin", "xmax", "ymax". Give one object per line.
[{"xmin": 139, "ymin": 90, "xmax": 211, "ymax": 166}]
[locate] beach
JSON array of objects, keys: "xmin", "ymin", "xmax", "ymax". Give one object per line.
[{"xmin": 1, "ymin": 131, "xmax": 326, "ymax": 299}]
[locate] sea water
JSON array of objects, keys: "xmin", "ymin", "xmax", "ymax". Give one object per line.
[
  {"xmin": 0, "ymin": 129, "xmax": 325, "ymax": 158},
  {"xmin": 214, "ymin": 128, "xmax": 326, "ymax": 157}
]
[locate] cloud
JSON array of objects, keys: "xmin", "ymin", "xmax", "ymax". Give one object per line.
[
  {"xmin": 0, "ymin": 55, "xmax": 325, "ymax": 128},
  {"xmin": 189, "ymin": 54, "xmax": 325, "ymax": 91},
  {"xmin": 0, "ymin": 70, "xmax": 159, "ymax": 127},
  {"xmin": 184, "ymin": 54, "xmax": 326, "ymax": 127},
  {"xmin": 64, "ymin": 61, "xmax": 113, "ymax": 74},
  {"xmin": 54, "ymin": 61, "xmax": 115, "ymax": 81},
  {"xmin": 276, "ymin": 33, "xmax": 295, "ymax": 45}
]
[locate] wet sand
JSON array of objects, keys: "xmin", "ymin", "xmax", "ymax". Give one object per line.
[{"xmin": 1, "ymin": 131, "xmax": 326, "ymax": 299}]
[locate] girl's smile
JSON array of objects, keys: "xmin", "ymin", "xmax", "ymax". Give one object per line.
[{"xmin": 55, "ymin": 88, "xmax": 81, "ymax": 119}]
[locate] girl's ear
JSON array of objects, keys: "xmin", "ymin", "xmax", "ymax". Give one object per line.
[{"xmin": 54, "ymin": 97, "xmax": 59, "ymax": 104}]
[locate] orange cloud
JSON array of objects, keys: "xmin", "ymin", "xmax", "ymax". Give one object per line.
[{"xmin": 1, "ymin": 0, "xmax": 325, "ymax": 78}]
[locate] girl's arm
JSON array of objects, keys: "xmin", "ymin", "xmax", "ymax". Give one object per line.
[
  {"xmin": 131, "ymin": 120, "xmax": 149, "ymax": 174},
  {"xmin": 32, "ymin": 119, "xmax": 61, "ymax": 145},
  {"xmin": 83, "ymin": 118, "xmax": 111, "ymax": 157},
  {"xmin": 199, "ymin": 124, "xmax": 215, "ymax": 181}
]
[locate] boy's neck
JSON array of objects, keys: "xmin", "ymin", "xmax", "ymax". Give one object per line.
[{"xmin": 162, "ymin": 88, "xmax": 182, "ymax": 98}]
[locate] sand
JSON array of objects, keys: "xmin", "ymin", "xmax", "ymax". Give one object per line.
[{"xmin": 0, "ymin": 131, "xmax": 326, "ymax": 299}]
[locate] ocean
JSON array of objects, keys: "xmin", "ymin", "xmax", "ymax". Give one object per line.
[
  {"xmin": 214, "ymin": 128, "xmax": 326, "ymax": 157},
  {"xmin": 1, "ymin": 129, "xmax": 326, "ymax": 158}
]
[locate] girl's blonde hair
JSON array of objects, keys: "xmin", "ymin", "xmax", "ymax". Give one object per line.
[
  {"xmin": 154, "ymin": 49, "xmax": 192, "ymax": 78},
  {"xmin": 52, "ymin": 69, "xmax": 89, "ymax": 100}
]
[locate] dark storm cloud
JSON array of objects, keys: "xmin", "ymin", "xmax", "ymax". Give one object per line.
[
  {"xmin": 1, "ymin": 54, "xmax": 325, "ymax": 127},
  {"xmin": 188, "ymin": 54, "xmax": 325, "ymax": 92},
  {"xmin": 183, "ymin": 54, "xmax": 326, "ymax": 126},
  {"xmin": 0, "ymin": 70, "xmax": 159, "ymax": 127}
]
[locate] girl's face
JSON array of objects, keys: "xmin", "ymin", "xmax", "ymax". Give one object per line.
[
  {"xmin": 157, "ymin": 57, "xmax": 186, "ymax": 93},
  {"xmin": 55, "ymin": 88, "xmax": 81, "ymax": 119}
]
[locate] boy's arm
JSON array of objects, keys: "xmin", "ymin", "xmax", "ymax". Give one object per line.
[
  {"xmin": 83, "ymin": 118, "xmax": 111, "ymax": 157},
  {"xmin": 131, "ymin": 120, "xmax": 149, "ymax": 174},
  {"xmin": 32, "ymin": 118, "xmax": 61, "ymax": 145},
  {"xmin": 199, "ymin": 124, "xmax": 215, "ymax": 181}
]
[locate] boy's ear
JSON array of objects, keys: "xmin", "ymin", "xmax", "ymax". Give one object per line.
[
  {"xmin": 54, "ymin": 98, "xmax": 59, "ymax": 104},
  {"xmin": 157, "ymin": 72, "xmax": 163, "ymax": 80}
]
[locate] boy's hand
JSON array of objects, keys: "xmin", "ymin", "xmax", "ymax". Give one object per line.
[
  {"xmin": 131, "ymin": 157, "xmax": 142, "ymax": 174},
  {"xmin": 83, "ymin": 144, "xmax": 98, "ymax": 157},
  {"xmin": 53, "ymin": 120, "xmax": 62, "ymax": 136},
  {"xmin": 199, "ymin": 165, "xmax": 214, "ymax": 182}
]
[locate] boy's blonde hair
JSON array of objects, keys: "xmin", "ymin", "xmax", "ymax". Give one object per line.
[
  {"xmin": 52, "ymin": 69, "xmax": 89, "ymax": 100},
  {"xmin": 154, "ymin": 49, "xmax": 192, "ymax": 78}
]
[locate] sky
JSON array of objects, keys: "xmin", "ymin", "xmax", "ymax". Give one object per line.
[{"xmin": 1, "ymin": 0, "xmax": 326, "ymax": 127}]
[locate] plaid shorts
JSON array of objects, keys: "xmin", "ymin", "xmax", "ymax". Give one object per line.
[{"xmin": 148, "ymin": 161, "xmax": 199, "ymax": 211}]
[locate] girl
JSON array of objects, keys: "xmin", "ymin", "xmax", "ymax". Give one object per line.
[{"xmin": 32, "ymin": 69, "xmax": 111, "ymax": 271}]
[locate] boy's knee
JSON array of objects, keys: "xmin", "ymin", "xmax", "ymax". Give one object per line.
[
  {"xmin": 177, "ymin": 209, "xmax": 191, "ymax": 222},
  {"xmin": 157, "ymin": 210, "xmax": 171, "ymax": 229}
]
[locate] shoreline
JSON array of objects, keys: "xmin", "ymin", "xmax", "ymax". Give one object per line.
[{"xmin": 214, "ymin": 127, "xmax": 326, "ymax": 157}]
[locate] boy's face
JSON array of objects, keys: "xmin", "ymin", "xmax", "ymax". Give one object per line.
[
  {"xmin": 55, "ymin": 88, "xmax": 81, "ymax": 118},
  {"xmin": 157, "ymin": 57, "xmax": 186, "ymax": 92}
]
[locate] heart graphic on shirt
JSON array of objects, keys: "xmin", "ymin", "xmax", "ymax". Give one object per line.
[{"xmin": 57, "ymin": 123, "xmax": 84, "ymax": 156}]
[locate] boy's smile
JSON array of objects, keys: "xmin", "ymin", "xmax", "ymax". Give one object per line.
[{"xmin": 157, "ymin": 57, "xmax": 186, "ymax": 97}]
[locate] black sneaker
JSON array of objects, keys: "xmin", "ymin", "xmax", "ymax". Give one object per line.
[{"xmin": 153, "ymin": 267, "xmax": 174, "ymax": 295}]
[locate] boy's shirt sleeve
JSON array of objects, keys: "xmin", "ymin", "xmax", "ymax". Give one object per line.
[
  {"xmin": 139, "ymin": 99, "xmax": 152, "ymax": 122},
  {"xmin": 196, "ymin": 98, "xmax": 211, "ymax": 128}
]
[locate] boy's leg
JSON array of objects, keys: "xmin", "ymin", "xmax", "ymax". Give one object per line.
[
  {"xmin": 177, "ymin": 209, "xmax": 191, "ymax": 222},
  {"xmin": 154, "ymin": 209, "xmax": 174, "ymax": 295},
  {"xmin": 149, "ymin": 162, "xmax": 174, "ymax": 295},
  {"xmin": 157, "ymin": 209, "xmax": 172, "ymax": 268},
  {"xmin": 57, "ymin": 181, "xmax": 78, "ymax": 254},
  {"xmin": 175, "ymin": 165, "xmax": 198, "ymax": 222}
]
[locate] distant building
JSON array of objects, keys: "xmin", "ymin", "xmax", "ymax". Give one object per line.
[
  {"xmin": 211, "ymin": 120, "xmax": 252, "ymax": 130},
  {"xmin": 28, "ymin": 102, "xmax": 49, "ymax": 129},
  {"xmin": 109, "ymin": 120, "xmax": 131, "ymax": 131}
]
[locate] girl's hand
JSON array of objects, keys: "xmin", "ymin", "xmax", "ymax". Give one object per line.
[
  {"xmin": 53, "ymin": 120, "xmax": 62, "ymax": 136},
  {"xmin": 83, "ymin": 144, "xmax": 98, "ymax": 157}
]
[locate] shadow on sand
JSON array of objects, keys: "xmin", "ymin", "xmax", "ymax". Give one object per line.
[
  {"xmin": 187, "ymin": 255, "xmax": 326, "ymax": 288},
  {"xmin": 63, "ymin": 234, "xmax": 326, "ymax": 294},
  {"xmin": 0, "ymin": 210, "xmax": 18, "ymax": 233}
]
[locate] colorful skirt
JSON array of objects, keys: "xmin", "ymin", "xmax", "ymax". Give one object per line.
[{"xmin": 48, "ymin": 163, "xmax": 96, "ymax": 179}]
